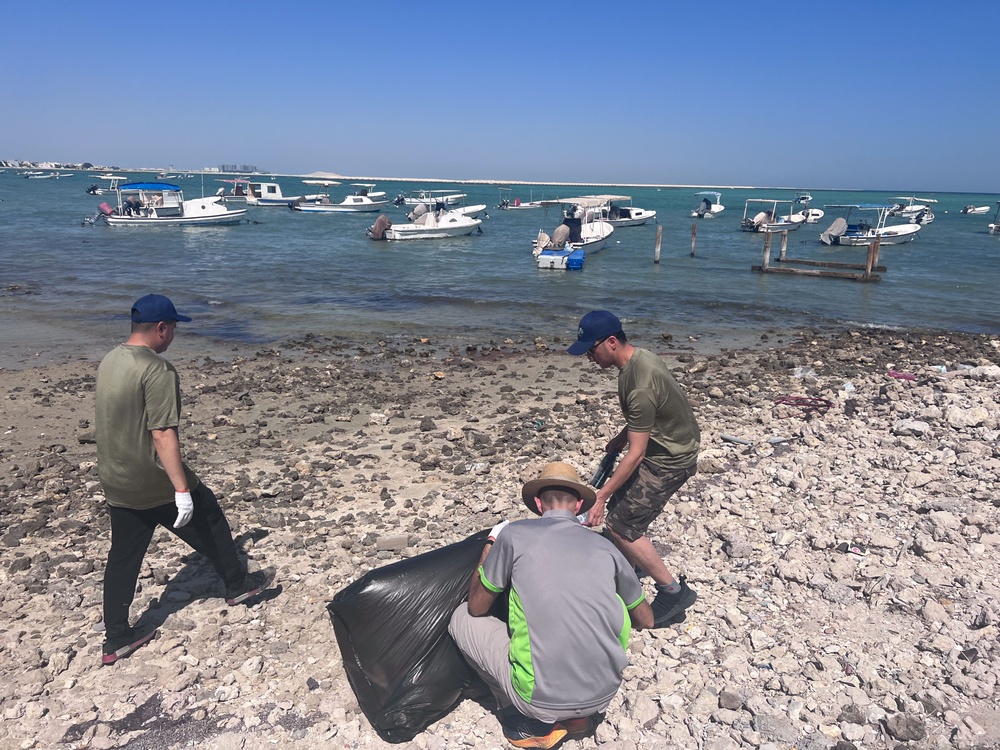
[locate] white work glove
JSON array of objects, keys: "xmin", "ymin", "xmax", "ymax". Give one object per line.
[
  {"xmin": 173, "ymin": 491, "xmax": 194, "ymax": 528},
  {"xmin": 488, "ymin": 520, "xmax": 509, "ymax": 542}
]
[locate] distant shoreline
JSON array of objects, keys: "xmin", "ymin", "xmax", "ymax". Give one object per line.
[{"xmin": 0, "ymin": 163, "xmax": 897, "ymax": 193}]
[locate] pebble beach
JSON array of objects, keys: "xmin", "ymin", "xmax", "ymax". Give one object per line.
[{"xmin": 2, "ymin": 326, "xmax": 999, "ymax": 750}]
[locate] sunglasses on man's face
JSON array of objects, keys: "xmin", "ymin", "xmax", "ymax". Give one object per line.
[{"xmin": 587, "ymin": 336, "xmax": 610, "ymax": 356}]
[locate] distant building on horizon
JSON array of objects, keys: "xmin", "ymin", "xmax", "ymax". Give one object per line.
[{"xmin": 218, "ymin": 164, "xmax": 261, "ymax": 174}]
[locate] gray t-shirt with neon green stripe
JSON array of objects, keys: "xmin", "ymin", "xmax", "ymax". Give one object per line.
[{"xmin": 478, "ymin": 509, "xmax": 644, "ymax": 713}]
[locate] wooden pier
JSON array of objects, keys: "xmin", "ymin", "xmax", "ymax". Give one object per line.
[{"xmin": 752, "ymin": 232, "xmax": 885, "ymax": 281}]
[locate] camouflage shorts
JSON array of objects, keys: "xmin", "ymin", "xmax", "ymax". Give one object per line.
[{"xmin": 606, "ymin": 462, "xmax": 696, "ymax": 542}]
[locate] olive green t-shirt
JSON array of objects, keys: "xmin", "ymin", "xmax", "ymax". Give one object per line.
[
  {"xmin": 95, "ymin": 344, "xmax": 199, "ymax": 509},
  {"xmin": 618, "ymin": 347, "xmax": 700, "ymax": 470}
]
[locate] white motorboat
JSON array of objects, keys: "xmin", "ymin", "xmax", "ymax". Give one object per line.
[
  {"xmin": 532, "ymin": 197, "xmax": 615, "ymax": 269},
  {"xmin": 790, "ymin": 192, "xmax": 824, "ymax": 224},
  {"xmin": 691, "ymin": 191, "xmax": 725, "ymax": 218},
  {"xmin": 89, "ymin": 182, "xmax": 247, "ymax": 226},
  {"xmin": 960, "ymin": 204, "xmax": 990, "ymax": 215},
  {"xmin": 392, "ymin": 189, "xmax": 468, "ymax": 208},
  {"xmin": 888, "ymin": 196, "xmax": 938, "ymax": 219},
  {"xmin": 908, "ymin": 208, "xmax": 935, "ymax": 225},
  {"xmin": 293, "ymin": 183, "xmax": 390, "ymax": 213},
  {"xmin": 366, "ymin": 207, "xmax": 482, "ymax": 240},
  {"xmin": 86, "ymin": 174, "xmax": 128, "ymax": 195},
  {"xmin": 405, "ymin": 201, "xmax": 486, "ymax": 221},
  {"xmin": 741, "ymin": 199, "xmax": 806, "ymax": 233},
  {"xmin": 215, "ymin": 178, "xmax": 250, "ymax": 202},
  {"xmin": 595, "ymin": 195, "xmax": 656, "ymax": 227},
  {"xmin": 245, "ymin": 181, "xmax": 325, "ymax": 206},
  {"xmin": 496, "ymin": 187, "xmax": 544, "ymax": 210},
  {"xmin": 989, "ymin": 202, "xmax": 1000, "ymax": 235},
  {"xmin": 819, "ymin": 204, "xmax": 921, "ymax": 246}
]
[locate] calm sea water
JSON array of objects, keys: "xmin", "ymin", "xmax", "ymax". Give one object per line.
[{"xmin": 2, "ymin": 172, "xmax": 998, "ymax": 363}]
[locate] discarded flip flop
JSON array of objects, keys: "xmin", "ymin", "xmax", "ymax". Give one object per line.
[
  {"xmin": 887, "ymin": 370, "xmax": 917, "ymax": 381},
  {"xmin": 835, "ymin": 541, "xmax": 869, "ymax": 558}
]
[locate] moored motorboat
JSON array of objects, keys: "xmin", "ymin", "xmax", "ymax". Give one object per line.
[
  {"xmin": 989, "ymin": 202, "xmax": 1000, "ymax": 235},
  {"xmin": 791, "ymin": 192, "xmax": 824, "ymax": 223},
  {"xmin": 367, "ymin": 206, "xmax": 482, "ymax": 240},
  {"xmin": 691, "ymin": 191, "xmax": 725, "ymax": 218},
  {"xmin": 88, "ymin": 182, "xmax": 247, "ymax": 226},
  {"xmin": 741, "ymin": 199, "xmax": 805, "ymax": 233},
  {"xmin": 819, "ymin": 204, "xmax": 921, "ymax": 246},
  {"xmin": 392, "ymin": 189, "xmax": 467, "ymax": 208},
  {"xmin": 496, "ymin": 187, "xmax": 544, "ymax": 210},
  {"xmin": 888, "ymin": 196, "xmax": 937, "ymax": 219},
  {"xmin": 245, "ymin": 181, "xmax": 325, "ymax": 206},
  {"xmin": 596, "ymin": 195, "xmax": 656, "ymax": 227},
  {"xmin": 294, "ymin": 183, "xmax": 390, "ymax": 213},
  {"xmin": 960, "ymin": 204, "xmax": 990, "ymax": 215},
  {"xmin": 532, "ymin": 197, "xmax": 615, "ymax": 269},
  {"xmin": 215, "ymin": 178, "xmax": 250, "ymax": 202}
]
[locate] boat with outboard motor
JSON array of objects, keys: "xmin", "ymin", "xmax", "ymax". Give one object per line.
[
  {"xmin": 245, "ymin": 181, "xmax": 325, "ymax": 207},
  {"xmin": 87, "ymin": 182, "xmax": 247, "ymax": 226},
  {"xmin": 215, "ymin": 178, "xmax": 250, "ymax": 202},
  {"xmin": 293, "ymin": 183, "xmax": 390, "ymax": 213},
  {"xmin": 819, "ymin": 204, "xmax": 921, "ymax": 246},
  {"xmin": 740, "ymin": 199, "xmax": 805, "ymax": 233},
  {"xmin": 888, "ymin": 196, "xmax": 937, "ymax": 220},
  {"xmin": 496, "ymin": 187, "xmax": 544, "ymax": 210},
  {"xmin": 86, "ymin": 174, "xmax": 128, "ymax": 195},
  {"xmin": 961, "ymin": 204, "xmax": 990, "ymax": 215},
  {"xmin": 392, "ymin": 189, "xmax": 468, "ymax": 208},
  {"xmin": 690, "ymin": 191, "xmax": 725, "ymax": 218},
  {"xmin": 532, "ymin": 197, "xmax": 615, "ymax": 269},
  {"xmin": 366, "ymin": 205, "xmax": 483, "ymax": 240},
  {"xmin": 594, "ymin": 195, "xmax": 656, "ymax": 227}
]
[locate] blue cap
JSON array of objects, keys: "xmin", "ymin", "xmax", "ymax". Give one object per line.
[
  {"xmin": 130, "ymin": 294, "xmax": 192, "ymax": 324},
  {"xmin": 567, "ymin": 310, "xmax": 622, "ymax": 355}
]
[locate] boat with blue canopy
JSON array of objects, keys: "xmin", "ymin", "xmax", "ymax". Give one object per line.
[{"xmin": 92, "ymin": 182, "xmax": 247, "ymax": 226}]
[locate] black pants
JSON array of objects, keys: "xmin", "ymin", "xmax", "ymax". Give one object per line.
[{"xmin": 103, "ymin": 484, "xmax": 246, "ymax": 644}]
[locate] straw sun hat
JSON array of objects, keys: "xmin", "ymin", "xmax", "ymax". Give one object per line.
[{"xmin": 521, "ymin": 462, "xmax": 597, "ymax": 515}]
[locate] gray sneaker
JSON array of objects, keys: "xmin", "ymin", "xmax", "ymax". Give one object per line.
[
  {"xmin": 226, "ymin": 566, "xmax": 276, "ymax": 605},
  {"xmin": 651, "ymin": 576, "xmax": 696, "ymax": 627}
]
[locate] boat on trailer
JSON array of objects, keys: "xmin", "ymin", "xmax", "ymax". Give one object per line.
[
  {"xmin": 91, "ymin": 182, "xmax": 247, "ymax": 226},
  {"xmin": 819, "ymin": 204, "xmax": 921, "ymax": 246}
]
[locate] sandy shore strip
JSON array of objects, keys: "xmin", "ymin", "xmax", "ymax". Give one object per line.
[{"xmin": 1, "ymin": 328, "xmax": 999, "ymax": 750}]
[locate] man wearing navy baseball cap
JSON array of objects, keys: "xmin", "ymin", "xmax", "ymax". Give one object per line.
[
  {"xmin": 94, "ymin": 294, "xmax": 276, "ymax": 665},
  {"xmin": 568, "ymin": 311, "xmax": 701, "ymax": 628}
]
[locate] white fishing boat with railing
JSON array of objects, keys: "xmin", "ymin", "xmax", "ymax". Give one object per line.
[
  {"xmin": 532, "ymin": 197, "xmax": 615, "ymax": 269},
  {"xmin": 87, "ymin": 182, "xmax": 247, "ymax": 226},
  {"xmin": 741, "ymin": 199, "xmax": 806, "ymax": 233},
  {"xmin": 690, "ymin": 191, "xmax": 725, "ymax": 218},
  {"xmin": 294, "ymin": 183, "xmax": 390, "ymax": 213},
  {"xmin": 819, "ymin": 204, "xmax": 921, "ymax": 246}
]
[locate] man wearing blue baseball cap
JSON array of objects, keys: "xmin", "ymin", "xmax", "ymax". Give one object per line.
[
  {"xmin": 94, "ymin": 294, "xmax": 275, "ymax": 665},
  {"xmin": 568, "ymin": 311, "xmax": 700, "ymax": 627}
]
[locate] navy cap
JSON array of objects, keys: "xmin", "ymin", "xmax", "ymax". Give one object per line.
[
  {"xmin": 130, "ymin": 294, "xmax": 192, "ymax": 324},
  {"xmin": 567, "ymin": 310, "xmax": 622, "ymax": 355}
]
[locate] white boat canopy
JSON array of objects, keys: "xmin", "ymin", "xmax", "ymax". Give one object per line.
[{"xmin": 539, "ymin": 194, "xmax": 630, "ymax": 207}]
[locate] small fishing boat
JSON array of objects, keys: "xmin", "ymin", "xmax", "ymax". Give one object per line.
[
  {"xmin": 392, "ymin": 189, "xmax": 468, "ymax": 208},
  {"xmin": 88, "ymin": 182, "xmax": 247, "ymax": 226},
  {"xmin": 86, "ymin": 174, "xmax": 127, "ymax": 195},
  {"xmin": 532, "ymin": 197, "xmax": 615, "ymax": 269},
  {"xmin": 215, "ymin": 178, "xmax": 250, "ymax": 202},
  {"xmin": 245, "ymin": 181, "xmax": 325, "ymax": 206},
  {"xmin": 740, "ymin": 199, "xmax": 805, "ymax": 233},
  {"xmin": 293, "ymin": 183, "xmax": 390, "ymax": 213},
  {"xmin": 989, "ymin": 202, "xmax": 1000, "ymax": 235},
  {"xmin": 790, "ymin": 192, "xmax": 824, "ymax": 223},
  {"xmin": 888, "ymin": 196, "xmax": 937, "ymax": 219},
  {"xmin": 960, "ymin": 204, "xmax": 990, "ymax": 215},
  {"xmin": 690, "ymin": 191, "xmax": 725, "ymax": 218},
  {"xmin": 596, "ymin": 195, "xmax": 656, "ymax": 227},
  {"xmin": 496, "ymin": 187, "xmax": 544, "ymax": 210},
  {"xmin": 367, "ymin": 207, "xmax": 482, "ymax": 240},
  {"xmin": 819, "ymin": 204, "xmax": 921, "ymax": 246}
]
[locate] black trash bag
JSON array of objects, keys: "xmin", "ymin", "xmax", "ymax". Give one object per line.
[{"xmin": 327, "ymin": 529, "xmax": 492, "ymax": 743}]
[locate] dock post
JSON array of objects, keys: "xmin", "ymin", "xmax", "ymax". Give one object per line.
[
  {"xmin": 779, "ymin": 230, "xmax": 788, "ymax": 261},
  {"xmin": 864, "ymin": 236, "xmax": 882, "ymax": 280},
  {"xmin": 654, "ymin": 224, "xmax": 662, "ymax": 264},
  {"xmin": 690, "ymin": 223, "xmax": 697, "ymax": 257},
  {"xmin": 761, "ymin": 232, "xmax": 772, "ymax": 271}
]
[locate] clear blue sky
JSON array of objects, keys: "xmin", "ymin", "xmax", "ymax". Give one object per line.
[{"xmin": 3, "ymin": 1, "xmax": 997, "ymax": 192}]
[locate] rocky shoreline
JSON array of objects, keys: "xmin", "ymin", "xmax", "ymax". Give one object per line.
[{"xmin": 1, "ymin": 327, "xmax": 998, "ymax": 750}]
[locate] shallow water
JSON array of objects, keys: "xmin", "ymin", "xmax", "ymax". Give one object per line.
[{"xmin": 2, "ymin": 173, "xmax": 997, "ymax": 366}]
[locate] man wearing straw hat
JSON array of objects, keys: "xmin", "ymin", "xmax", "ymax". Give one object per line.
[{"xmin": 449, "ymin": 462, "xmax": 653, "ymax": 749}]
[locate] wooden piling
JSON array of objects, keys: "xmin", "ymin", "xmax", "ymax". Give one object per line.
[
  {"xmin": 690, "ymin": 223, "xmax": 697, "ymax": 256},
  {"xmin": 654, "ymin": 225, "xmax": 662, "ymax": 264},
  {"xmin": 760, "ymin": 232, "xmax": 772, "ymax": 270},
  {"xmin": 779, "ymin": 231, "xmax": 788, "ymax": 261}
]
